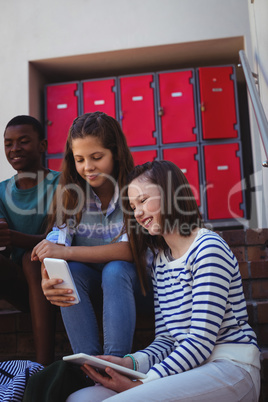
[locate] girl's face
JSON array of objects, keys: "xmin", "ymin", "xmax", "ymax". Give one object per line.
[
  {"xmin": 128, "ymin": 175, "xmax": 162, "ymax": 236},
  {"xmin": 72, "ymin": 136, "xmax": 115, "ymax": 192}
]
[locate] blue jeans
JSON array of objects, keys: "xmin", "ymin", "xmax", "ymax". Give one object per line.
[{"xmin": 61, "ymin": 260, "xmax": 152, "ymax": 357}]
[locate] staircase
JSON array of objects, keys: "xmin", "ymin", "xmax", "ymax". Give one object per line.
[
  {"xmin": 218, "ymin": 228, "xmax": 268, "ymax": 402},
  {"xmin": 0, "ymin": 228, "xmax": 267, "ymax": 401}
]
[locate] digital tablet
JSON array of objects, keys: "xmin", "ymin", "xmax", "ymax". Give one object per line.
[
  {"xmin": 63, "ymin": 353, "xmax": 147, "ymax": 380},
  {"xmin": 44, "ymin": 258, "xmax": 81, "ymax": 304}
]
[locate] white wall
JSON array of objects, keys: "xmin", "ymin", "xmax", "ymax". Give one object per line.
[
  {"xmin": 3, "ymin": 0, "xmax": 266, "ymax": 226},
  {"xmin": 0, "ymin": 0, "xmax": 252, "ymax": 180}
]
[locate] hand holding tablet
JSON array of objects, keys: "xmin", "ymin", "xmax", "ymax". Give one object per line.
[{"xmin": 63, "ymin": 353, "xmax": 147, "ymax": 380}]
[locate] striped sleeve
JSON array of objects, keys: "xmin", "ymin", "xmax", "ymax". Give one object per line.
[{"xmin": 133, "ymin": 269, "xmax": 175, "ymax": 374}]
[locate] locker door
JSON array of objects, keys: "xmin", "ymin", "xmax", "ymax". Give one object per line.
[
  {"xmin": 158, "ymin": 70, "xmax": 197, "ymax": 144},
  {"xmin": 163, "ymin": 147, "xmax": 200, "ymax": 206},
  {"xmin": 46, "ymin": 83, "xmax": 79, "ymax": 154},
  {"xmin": 47, "ymin": 158, "xmax": 63, "ymax": 172},
  {"xmin": 204, "ymin": 143, "xmax": 244, "ymax": 220},
  {"xmin": 198, "ymin": 66, "xmax": 238, "ymax": 139},
  {"xmin": 119, "ymin": 74, "xmax": 156, "ymax": 147},
  {"xmin": 82, "ymin": 79, "xmax": 116, "ymax": 118},
  {"xmin": 131, "ymin": 150, "xmax": 157, "ymax": 166}
]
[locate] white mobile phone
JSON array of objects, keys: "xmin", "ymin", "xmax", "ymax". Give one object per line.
[
  {"xmin": 63, "ymin": 353, "xmax": 147, "ymax": 380},
  {"xmin": 43, "ymin": 258, "xmax": 81, "ymax": 304}
]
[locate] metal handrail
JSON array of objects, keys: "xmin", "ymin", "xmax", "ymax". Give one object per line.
[{"xmin": 239, "ymin": 50, "xmax": 268, "ymax": 167}]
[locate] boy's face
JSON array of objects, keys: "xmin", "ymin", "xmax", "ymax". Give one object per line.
[{"xmin": 4, "ymin": 124, "xmax": 47, "ymax": 173}]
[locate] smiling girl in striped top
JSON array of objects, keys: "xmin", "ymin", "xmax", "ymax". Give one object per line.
[{"xmin": 67, "ymin": 160, "xmax": 260, "ymax": 402}]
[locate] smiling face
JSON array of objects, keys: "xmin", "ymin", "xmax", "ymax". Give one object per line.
[
  {"xmin": 72, "ymin": 135, "xmax": 115, "ymax": 196},
  {"xmin": 4, "ymin": 124, "xmax": 46, "ymax": 173},
  {"xmin": 128, "ymin": 175, "xmax": 163, "ymax": 236}
]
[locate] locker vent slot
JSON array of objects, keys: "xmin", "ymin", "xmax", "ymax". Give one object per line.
[
  {"xmin": 217, "ymin": 165, "xmax": 229, "ymax": 170},
  {"xmin": 57, "ymin": 104, "xmax": 68, "ymax": 109}
]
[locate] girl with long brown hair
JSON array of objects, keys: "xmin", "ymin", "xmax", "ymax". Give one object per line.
[{"xmin": 32, "ymin": 112, "xmax": 150, "ymax": 357}]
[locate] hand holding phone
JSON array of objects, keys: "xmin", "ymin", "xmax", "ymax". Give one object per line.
[{"xmin": 43, "ymin": 258, "xmax": 81, "ymax": 304}]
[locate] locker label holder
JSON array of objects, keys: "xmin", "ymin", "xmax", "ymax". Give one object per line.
[
  {"xmin": 171, "ymin": 92, "xmax": 183, "ymax": 97},
  {"xmin": 132, "ymin": 96, "xmax": 143, "ymax": 101},
  {"xmin": 94, "ymin": 100, "xmax": 105, "ymax": 105}
]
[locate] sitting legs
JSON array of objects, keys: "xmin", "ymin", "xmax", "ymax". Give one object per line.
[
  {"xmin": 22, "ymin": 251, "xmax": 56, "ymax": 365},
  {"xmin": 60, "ymin": 260, "xmax": 139, "ymax": 357}
]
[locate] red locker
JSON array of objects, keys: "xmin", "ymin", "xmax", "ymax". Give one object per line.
[
  {"xmin": 204, "ymin": 143, "xmax": 244, "ymax": 220},
  {"xmin": 198, "ymin": 66, "xmax": 238, "ymax": 139},
  {"xmin": 163, "ymin": 147, "xmax": 200, "ymax": 206},
  {"xmin": 119, "ymin": 75, "xmax": 156, "ymax": 147},
  {"xmin": 131, "ymin": 150, "xmax": 157, "ymax": 166},
  {"xmin": 46, "ymin": 83, "xmax": 79, "ymax": 154},
  {"xmin": 47, "ymin": 158, "xmax": 63, "ymax": 172},
  {"xmin": 158, "ymin": 70, "xmax": 197, "ymax": 143},
  {"xmin": 82, "ymin": 79, "xmax": 116, "ymax": 118}
]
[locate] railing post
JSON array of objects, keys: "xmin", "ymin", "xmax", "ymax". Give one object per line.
[{"xmin": 239, "ymin": 50, "xmax": 268, "ymax": 167}]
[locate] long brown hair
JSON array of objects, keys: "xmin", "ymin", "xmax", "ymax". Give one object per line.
[
  {"xmin": 47, "ymin": 112, "xmax": 134, "ymax": 231},
  {"xmin": 122, "ymin": 160, "xmax": 203, "ymax": 293}
]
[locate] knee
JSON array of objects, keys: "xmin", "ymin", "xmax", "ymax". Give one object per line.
[
  {"xmin": 0, "ymin": 253, "xmax": 6, "ymax": 264},
  {"xmin": 68, "ymin": 261, "xmax": 88, "ymax": 280},
  {"xmin": 22, "ymin": 250, "xmax": 31, "ymax": 264},
  {"xmin": 22, "ymin": 251, "xmax": 41, "ymax": 279},
  {"xmin": 102, "ymin": 261, "xmax": 136, "ymax": 288},
  {"xmin": 67, "ymin": 262, "xmax": 95, "ymax": 291}
]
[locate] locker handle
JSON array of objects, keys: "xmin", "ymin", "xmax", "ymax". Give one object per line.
[
  {"xmin": 200, "ymin": 102, "xmax": 205, "ymax": 112},
  {"xmin": 158, "ymin": 107, "xmax": 164, "ymax": 117},
  {"xmin": 120, "ymin": 111, "xmax": 124, "ymax": 120},
  {"xmin": 46, "ymin": 120, "xmax": 53, "ymax": 126}
]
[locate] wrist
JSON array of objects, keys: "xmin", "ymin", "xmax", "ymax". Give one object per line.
[
  {"xmin": 123, "ymin": 356, "xmax": 134, "ymax": 369},
  {"xmin": 63, "ymin": 244, "xmax": 71, "ymax": 261},
  {"xmin": 124, "ymin": 354, "xmax": 138, "ymax": 371}
]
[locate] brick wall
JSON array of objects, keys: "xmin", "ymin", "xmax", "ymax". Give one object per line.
[
  {"xmin": 217, "ymin": 228, "xmax": 268, "ymax": 402},
  {"xmin": 0, "ymin": 228, "xmax": 267, "ymax": 400},
  {"xmin": 0, "ymin": 310, "xmax": 72, "ymax": 362}
]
